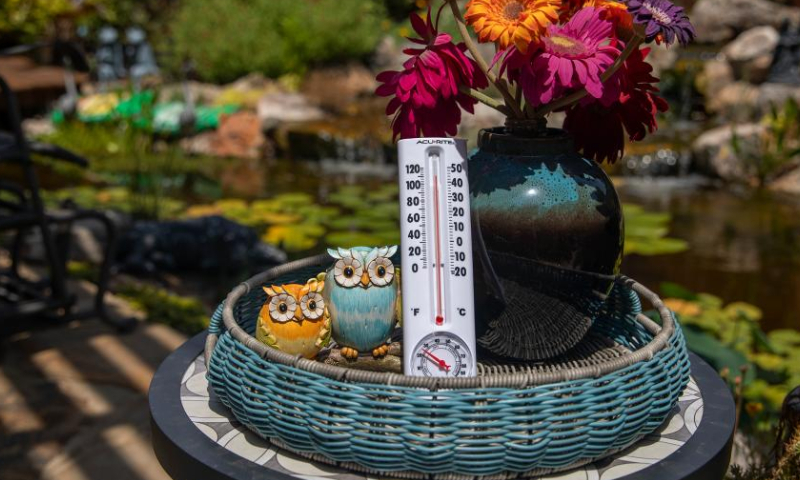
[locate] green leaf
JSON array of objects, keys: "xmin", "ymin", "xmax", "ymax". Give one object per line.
[
  {"xmin": 682, "ymin": 325, "xmax": 756, "ymax": 385},
  {"xmin": 768, "ymin": 329, "xmax": 800, "ymax": 355},
  {"xmin": 660, "ymin": 282, "xmax": 698, "ymax": 301},
  {"xmin": 325, "ymin": 231, "xmax": 382, "ymax": 248},
  {"xmin": 623, "ymin": 203, "xmax": 689, "ymax": 256},
  {"xmin": 724, "ymin": 302, "xmax": 763, "ymax": 322}
]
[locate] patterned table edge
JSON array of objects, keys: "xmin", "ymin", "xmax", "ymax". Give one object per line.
[{"xmin": 181, "ymin": 355, "xmax": 703, "ymax": 480}]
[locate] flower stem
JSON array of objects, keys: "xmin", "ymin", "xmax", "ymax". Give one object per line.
[
  {"xmin": 532, "ymin": 32, "xmax": 645, "ymax": 117},
  {"xmin": 446, "ymin": 0, "xmax": 524, "ymax": 118},
  {"xmin": 458, "ymin": 85, "xmax": 511, "ymax": 115}
]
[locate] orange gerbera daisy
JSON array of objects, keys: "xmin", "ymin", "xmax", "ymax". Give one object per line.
[
  {"xmin": 465, "ymin": 0, "xmax": 561, "ymax": 53},
  {"xmin": 560, "ymin": 0, "xmax": 633, "ymax": 38}
]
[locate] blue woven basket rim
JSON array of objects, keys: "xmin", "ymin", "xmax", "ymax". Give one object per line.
[{"xmin": 206, "ymin": 255, "xmax": 677, "ymax": 390}]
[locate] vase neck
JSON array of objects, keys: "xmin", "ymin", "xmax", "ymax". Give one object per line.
[{"xmin": 477, "ymin": 127, "xmax": 576, "ymax": 157}]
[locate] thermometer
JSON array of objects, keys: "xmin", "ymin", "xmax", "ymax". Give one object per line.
[{"xmin": 398, "ymin": 138, "xmax": 477, "ymax": 378}]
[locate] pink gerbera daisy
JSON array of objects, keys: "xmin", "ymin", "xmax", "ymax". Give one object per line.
[
  {"xmin": 375, "ymin": 9, "xmax": 488, "ymax": 140},
  {"xmin": 502, "ymin": 7, "xmax": 620, "ymax": 106}
]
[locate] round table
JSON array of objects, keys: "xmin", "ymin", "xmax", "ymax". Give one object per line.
[{"xmin": 149, "ymin": 332, "xmax": 736, "ymax": 480}]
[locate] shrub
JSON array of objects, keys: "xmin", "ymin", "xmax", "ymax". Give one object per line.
[
  {"xmin": 0, "ymin": 0, "xmax": 74, "ymax": 41},
  {"xmin": 172, "ymin": 0, "xmax": 389, "ymax": 83}
]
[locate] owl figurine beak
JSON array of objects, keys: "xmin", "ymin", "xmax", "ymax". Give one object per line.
[
  {"xmin": 360, "ymin": 271, "xmax": 371, "ymax": 287},
  {"xmin": 293, "ymin": 306, "xmax": 303, "ymax": 322}
]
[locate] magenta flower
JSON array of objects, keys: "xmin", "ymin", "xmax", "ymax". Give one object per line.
[
  {"xmin": 375, "ymin": 11, "xmax": 488, "ymax": 140},
  {"xmin": 501, "ymin": 7, "xmax": 620, "ymax": 106},
  {"xmin": 626, "ymin": 0, "xmax": 695, "ymax": 46}
]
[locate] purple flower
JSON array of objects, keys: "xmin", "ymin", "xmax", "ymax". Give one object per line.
[{"xmin": 626, "ymin": 0, "xmax": 695, "ymax": 46}]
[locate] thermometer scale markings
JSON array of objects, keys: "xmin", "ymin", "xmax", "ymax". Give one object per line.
[{"xmin": 398, "ymin": 138, "xmax": 476, "ymax": 378}]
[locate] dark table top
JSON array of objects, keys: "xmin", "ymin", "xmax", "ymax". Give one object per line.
[{"xmin": 149, "ymin": 332, "xmax": 736, "ymax": 480}]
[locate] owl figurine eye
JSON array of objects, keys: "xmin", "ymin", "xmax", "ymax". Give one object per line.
[
  {"xmin": 367, "ymin": 256, "xmax": 394, "ymax": 286},
  {"xmin": 333, "ymin": 256, "xmax": 363, "ymax": 288},
  {"xmin": 300, "ymin": 292, "xmax": 325, "ymax": 320},
  {"xmin": 268, "ymin": 293, "xmax": 297, "ymax": 323}
]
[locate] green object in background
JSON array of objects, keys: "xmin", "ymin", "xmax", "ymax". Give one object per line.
[
  {"xmin": 171, "ymin": 0, "xmax": 389, "ymax": 82},
  {"xmin": 624, "ymin": 203, "xmax": 689, "ymax": 256},
  {"xmin": 117, "ymin": 283, "xmax": 209, "ymax": 335},
  {"xmin": 661, "ymin": 281, "xmax": 800, "ymax": 421},
  {"xmin": 152, "ymin": 102, "xmax": 239, "ymax": 134}
]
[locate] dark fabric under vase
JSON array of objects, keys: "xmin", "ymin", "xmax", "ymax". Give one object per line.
[{"xmin": 469, "ymin": 127, "xmax": 624, "ymax": 360}]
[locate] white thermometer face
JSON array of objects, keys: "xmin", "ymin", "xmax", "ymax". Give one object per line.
[
  {"xmin": 398, "ymin": 138, "xmax": 477, "ymax": 377},
  {"xmin": 411, "ymin": 332, "xmax": 475, "ymax": 377}
]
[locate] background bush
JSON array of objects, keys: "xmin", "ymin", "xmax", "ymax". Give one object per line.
[{"xmin": 172, "ymin": 0, "xmax": 390, "ymax": 83}]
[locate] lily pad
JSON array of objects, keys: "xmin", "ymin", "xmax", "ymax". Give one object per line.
[
  {"xmin": 327, "ymin": 191, "xmax": 365, "ymax": 209},
  {"xmin": 624, "ymin": 203, "xmax": 689, "ymax": 256},
  {"xmin": 373, "ymin": 230, "xmax": 401, "ymax": 245},
  {"xmin": 295, "ymin": 205, "xmax": 341, "ymax": 222},
  {"xmin": 274, "ymin": 192, "xmax": 314, "ymax": 207},
  {"xmin": 325, "ymin": 216, "xmax": 374, "ymax": 230},
  {"xmin": 768, "ymin": 329, "xmax": 800, "ymax": 355},
  {"xmin": 325, "ymin": 231, "xmax": 382, "ymax": 248},
  {"xmin": 184, "ymin": 204, "xmax": 223, "ymax": 218},
  {"xmin": 256, "ymin": 212, "xmax": 303, "ymax": 225},
  {"xmin": 263, "ymin": 223, "xmax": 325, "ymax": 252}
]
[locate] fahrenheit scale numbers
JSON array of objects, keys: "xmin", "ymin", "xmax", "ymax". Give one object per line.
[{"xmin": 398, "ymin": 138, "xmax": 476, "ymax": 378}]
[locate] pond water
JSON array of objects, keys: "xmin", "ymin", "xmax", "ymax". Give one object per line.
[
  {"xmin": 618, "ymin": 177, "xmax": 800, "ymax": 332},
  {"xmin": 192, "ymin": 153, "xmax": 800, "ymax": 333}
]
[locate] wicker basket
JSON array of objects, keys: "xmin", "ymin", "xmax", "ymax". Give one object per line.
[{"xmin": 205, "ymin": 254, "xmax": 690, "ymax": 479}]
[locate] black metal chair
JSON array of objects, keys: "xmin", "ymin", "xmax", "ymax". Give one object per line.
[{"xmin": 0, "ymin": 45, "xmax": 136, "ymax": 335}]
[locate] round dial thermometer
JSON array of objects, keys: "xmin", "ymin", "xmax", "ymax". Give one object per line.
[{"xmin": 412, "ymin": 332, "xmax": 475, "ymax": 377}]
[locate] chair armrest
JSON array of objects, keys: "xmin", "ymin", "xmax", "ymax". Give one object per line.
[{"xmin": 28, "ymin": 142, "xmax": 89, "ymax": 168}]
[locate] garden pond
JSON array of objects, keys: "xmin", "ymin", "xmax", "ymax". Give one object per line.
[{"xmin": 12, "ymin": 117, "xmax": 799, "ymax": 420}]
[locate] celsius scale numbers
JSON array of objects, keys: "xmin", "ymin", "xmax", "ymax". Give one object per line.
[{"xmin": 398, "ymin": 138, "xmax": 477, "ymax": 378}]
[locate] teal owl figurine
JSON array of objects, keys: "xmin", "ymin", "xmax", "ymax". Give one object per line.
[{"xmin": 323, "ymin": 246, "xmax": 399, "ymax": 359}]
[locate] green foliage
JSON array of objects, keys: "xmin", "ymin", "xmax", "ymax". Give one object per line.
[
  {"xmin": 43, "ymin": 186, "xmax": 186, "ymax": 219},
  {"xmin": 171, "ymin": 0, "xmax": 390, "ymax": 83},
  {"xmin": 183, "ymin": 183, "xmax": 400, "ymax": 253},
  {"xmin": 662, "ymin": 282, "xmax": 800, "ymax": 424},
  {"xmin": 0, "ymin": 0, "xmax": 74, "ymax": 40},
  {"xmin": 732, "ymin": 98, "xmax": 800, "ymax": 186},
  {"xmin": 117, "ymin": 283, "xmax": 209, "ymax": 335},
  {"xmin": 0, "ymin": 0, "xmax": 174, "ymax": 43},
  {"xmin": 623, "ymin": 203, "xmax": 689, "ymax": 256},
  {"xmin": 39, "ymin": 117, "xmax": 216, "ymax": 220}
]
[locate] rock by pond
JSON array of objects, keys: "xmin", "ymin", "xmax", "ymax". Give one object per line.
[
  {"xmin": 769, "ymin": 166, "xmax": 800, "ymax": 195},
  {"xmin": 691, "ymin": 0, "xmax": 800, "ymax": 43},
  {"xmin": 722, "ymin": 26, "xmax": 779, "ymax": 84},
  {"xmin": 691, "ymin": 122, "xmax": 765, "ymax": 183},
  {"xmin": 117, "ymin": 215, "xmax": 287, "ymax": 274},
  {"xmin": 258, "ymin": 92, "xmax": 327, "ymax": 130},
  {"xmin": 706, "ymin": 81, "xmax": 800, "ymax": 119},
  {"xmin": 181, "ymin": 111, "xmax": 269, "ymax": 160}
]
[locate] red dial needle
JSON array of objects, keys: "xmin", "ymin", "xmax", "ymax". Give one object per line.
[
  {"xmin": 422, "ymin": 348, "xmax": 450, "ymax": 371},
  {"xmin": 432, "ymin": 174, "xmax": 444, "ymax": 326}
]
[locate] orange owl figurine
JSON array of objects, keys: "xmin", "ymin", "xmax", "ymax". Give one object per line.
[{"xmin": 255, "ymin": 276, "xmax": 331, "ymax": 359}]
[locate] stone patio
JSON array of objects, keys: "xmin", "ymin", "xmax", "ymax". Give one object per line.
[{"xmin": 0, "ymin": 278, "xmax": 186, "ymax": 480}]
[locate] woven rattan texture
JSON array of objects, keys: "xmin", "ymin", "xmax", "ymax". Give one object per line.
[{"xmin": 206, "ymin": 260, "xmax": 690, "ymax": 478}]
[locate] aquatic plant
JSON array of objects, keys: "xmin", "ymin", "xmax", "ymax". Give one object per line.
[
  {"xmin": 182, "ymin": 185, "xmax": 401, "ymax": 254},
  {"xmin": 732, "ymin": 98, "xmax": 800, "ymax": 187},
  {"xmin": 662, "ymin": 282, "xmax": 800, "ymax": 427},
  {"xmin": 623, "ymin": 203, "xmax": 688, "ymax": 256},
  {"xmin": 43, "ymin": 186, "xmax": 186, "ymax": 219},
  {"xmin": 117, "ymin": 283, "xmax": 209, "ymax": 335}
]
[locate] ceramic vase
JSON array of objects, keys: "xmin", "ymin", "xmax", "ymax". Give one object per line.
[{"xmin": 469, "ymin": 127, "xmax": 624, "ymax": 360}]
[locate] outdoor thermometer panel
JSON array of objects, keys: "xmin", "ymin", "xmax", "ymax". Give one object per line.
[{"xmin": 398, "ymin": 138, "xmax": 477, "ymax": 378}]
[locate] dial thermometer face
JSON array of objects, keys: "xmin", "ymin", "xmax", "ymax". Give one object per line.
[{"xmin": 412, "ymin": 332, "xmax": 475, "ymax": 378}]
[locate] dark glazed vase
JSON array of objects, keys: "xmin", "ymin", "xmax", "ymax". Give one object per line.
[{"xmin": 469, "ymin": 127, "xmax": 624, "ymax": 360}]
